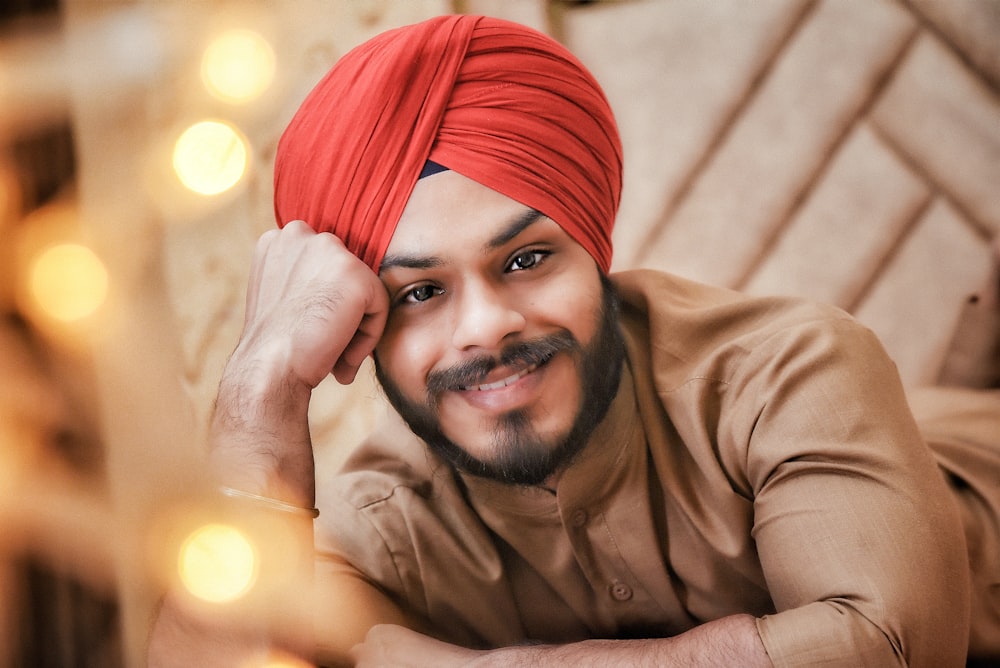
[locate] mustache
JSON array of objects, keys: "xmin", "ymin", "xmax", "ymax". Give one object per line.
[{"xmin": 426, "ymin": 331, "xmax": 579, "ymax": 396}]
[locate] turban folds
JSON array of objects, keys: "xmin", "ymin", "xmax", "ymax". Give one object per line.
[{"xmin": 273, "ymin": 14, "xmax": 622, "ymax": 273}]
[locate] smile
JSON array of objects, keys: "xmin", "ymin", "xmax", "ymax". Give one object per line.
[{"xmin": 459, "ymin": 362, "xmax": 540, "ymax": 392}]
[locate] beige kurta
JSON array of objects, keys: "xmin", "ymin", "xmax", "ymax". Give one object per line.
[{"xmin": 315, "ymin": 269, "xmax": 1000, "ymax": 666}]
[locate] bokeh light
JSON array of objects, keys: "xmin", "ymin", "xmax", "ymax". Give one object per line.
[
  {"xmin": 178, "ymin": 523, "xmax": 257, "ymax": 603},
  {"xmin": 27, "ymin": 242, "xmax": 108, "ymax": 322},
  {"xmin": 201, "ymin": 29, "xmax": 275, "ymax": 104},
  {"xmin": 172, "ymin": 120, "xmax": 248, "ymax": 195}
]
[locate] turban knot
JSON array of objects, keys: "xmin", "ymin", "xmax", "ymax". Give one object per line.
[{"xmin": 273, "ymin": 14, "xmax": 623, "ymax": 273}]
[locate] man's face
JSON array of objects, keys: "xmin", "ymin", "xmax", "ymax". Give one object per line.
[{"xmin": 374, "ymin": 170, "xmax": 624, "ymax": 486}]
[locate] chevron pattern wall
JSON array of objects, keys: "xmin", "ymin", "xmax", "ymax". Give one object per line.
[{"xmin": 554, "ymin": 0, "xmax": 999, "ymax": 386}]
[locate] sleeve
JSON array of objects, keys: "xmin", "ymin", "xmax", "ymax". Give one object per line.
[
  {"xmin": 726, "ymin": 317, "xmax": 970, "ymax": 667},
  {"xmin": 311, "ymin": 457, "xmax": 527, "ymax": 654},
  {"xmin": 312, "ymin": 497, "xmax": 416, "ymax": 667}
]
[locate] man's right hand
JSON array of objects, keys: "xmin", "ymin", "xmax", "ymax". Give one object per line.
[
  {"xmin": 209, "ymin": 220, "xmax": 389, "ymax": 506},
  {"xmin": 239, "ymin": 220, "xmax": 389, "ymax": 390}
]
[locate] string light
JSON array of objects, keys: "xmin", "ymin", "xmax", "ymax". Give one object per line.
[
  {"xmin": 27, "ymin": 242, "xmax": 108, "ymax": 323},
  {"xmin": 178, "ymin": 523, "xmax": 258, "ymax": 604},
  {"xmin": 172, "ymin": 120, "xmax": 248, "ymax": 195},
  {"xmin": 201, "ymin": 29, "xmax": 275, "ymax": 104}
]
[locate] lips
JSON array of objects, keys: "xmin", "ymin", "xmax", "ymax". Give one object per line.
[
  {"xmin": 459, "ymin": 361, "xmax": 541, "ymax": 392},
  {"xmin": 426, "ymin": 333, "xmax": 575, "ymax": 398}
]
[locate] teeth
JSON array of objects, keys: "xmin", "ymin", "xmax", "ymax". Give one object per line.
[{"xmin": 462, "ymin": 363, "xmax": 539, "ymax": 392}]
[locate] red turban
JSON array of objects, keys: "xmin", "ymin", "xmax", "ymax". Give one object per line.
[{"xmin": 273, "ymin": 14, "xmax": 622, "ymax": 273}]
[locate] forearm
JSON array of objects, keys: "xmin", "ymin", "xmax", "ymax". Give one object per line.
[
  {"xmin": 353, "ymin": 614, "xmax": 772, "ymax": 667},
  {"xmin": 149, "ymin": 348, "xmax": 319, "ymax": 667},
  {"xmin": 478, "ymin": 615, "xmax": 770, "ymax": 668},
  {"xmin": 208, "ymin": 344, "xmax": 316, "ymax": 506}
]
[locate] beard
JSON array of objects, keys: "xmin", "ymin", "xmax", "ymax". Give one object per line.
[{"xmin": 374, "ymin": 275, "xmax": 625, "ymax": 486}]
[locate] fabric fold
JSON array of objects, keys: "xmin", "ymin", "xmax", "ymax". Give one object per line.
[{"xmin": 274, "ymin": 14, "xmax": 622, "ymax": 272}]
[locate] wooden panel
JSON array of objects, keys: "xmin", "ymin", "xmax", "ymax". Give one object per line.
[
  {"xmin": 853, "ymin": 200, "xmax": 993, "ymax": 386},
  {"xmin": 558, "ymin": 0, "xmax": 999, "ymax": 382},
  {"xmin": 908, "ymin": 0, "xmax": 1000, "ymax": 89},
  {"xmin": 871, "ymin": 34, "xmax": 1000, "ymax": 236},
  {"xmin": 633, "ymin": 0, "xmax": 916, "ymax": 287},
  {"xmin": 563, "ymin": 0, "xmax": 811, "ymax": 269},
  {"xmin": 743, "ymin": 123, "xmax": 928, "ymax": 309}
]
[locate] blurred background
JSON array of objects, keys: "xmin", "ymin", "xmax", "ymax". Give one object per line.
[{"xmin": 1, "ymin": 0, "xmax": 997, "ymax": 665}]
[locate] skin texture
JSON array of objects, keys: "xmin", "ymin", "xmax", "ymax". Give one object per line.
[{"xmin": 147, "ymin": 171, "xmax": 772, "ymax": 667}]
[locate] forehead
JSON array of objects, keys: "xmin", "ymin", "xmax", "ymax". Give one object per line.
[{"xmin": 386, "ymin": 170, "xmax": 539, "ymax": 256}]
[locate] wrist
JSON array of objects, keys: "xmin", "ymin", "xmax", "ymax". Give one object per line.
[
  {"xmin": 208, "ymin": 347, "xmax": 317, "ymax": 508},
  {"xmin": 219, "ymin": 485, "xmax": 319, "ymax": 519},
  {"xmin": 208, "ymin": 448, "xmax": 316, "ymax": 510}
]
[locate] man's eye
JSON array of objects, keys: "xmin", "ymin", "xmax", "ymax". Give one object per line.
[
  {"xmin": 507, "ymin": 250, "xmax": 548, "ymax": 272},
  {"xmin": 403, "ymin": 284, "xmax": 441, "ymax": 304}
]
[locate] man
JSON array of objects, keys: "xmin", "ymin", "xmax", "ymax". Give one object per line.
[{"xmin": 150, "ymin": 14, "xmax": 1000, "ymax": 667}]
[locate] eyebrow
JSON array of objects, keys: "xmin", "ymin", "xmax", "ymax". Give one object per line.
[
  {"xmin": 379, "ymin": 207, "xmax": 545, "ymax": 273},
  {"xmin": 485, "ymin": 208, "xmax": 545, "ymax": 250}
]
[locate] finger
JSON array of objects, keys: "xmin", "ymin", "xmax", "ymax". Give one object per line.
[
  {"xmin": 332, "ymin": 341, "xmax": 370, "ymax": 385},
  {"xmin": 246, "ymin": 221, "xmax": 319, "ymax": 325},
  {"xmin": 333, "ymin": 276, "xmax": 389, "ymax": 384},
  {"xmin": 243, "ymin": 228, "xmax": 280, "ymax": 325}
]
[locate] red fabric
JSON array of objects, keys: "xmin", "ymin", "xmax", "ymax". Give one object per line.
[{"xmin": 273, "ymin": 15, "xmax": 622, "ymax": 273}]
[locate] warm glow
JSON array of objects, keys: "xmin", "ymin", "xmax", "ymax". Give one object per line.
[
  {"xmin": 0, "ymin": 159, "xmax": 19, "ymax": 225},
  {"xmin": 178, "ymin": 523, "xmax": 257, "ymax": 603},
  {"xmin": 201, "ymin": 29, "xmax": 275, "ymax": 103},
  {"xmin": 28, "ymin": 242, "xmax": 108, "ymax": 322},
  {"xmin": 172, "ymin": 120, "xmax": 248, "ymax": 195}
]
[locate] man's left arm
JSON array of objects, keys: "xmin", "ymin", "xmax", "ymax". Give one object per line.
[
  {"xmin": 731, "ymin": 315, "xmax": 971, "ymax": 665},
  {"xmin": 351, "ymin": 614, "xmax": 771, "ymax": 667}
]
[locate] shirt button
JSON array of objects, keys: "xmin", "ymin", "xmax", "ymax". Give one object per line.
[
  {"xmin": 570, "ymin": 509, "xmax": 588, "ymax": 528},
  {"xmin": 609, "ymin": 581, "xmax": 633, "ymax": 601}
]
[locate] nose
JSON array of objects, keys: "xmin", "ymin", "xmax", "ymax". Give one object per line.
[{"xmin": 451, "ymin": 280, "xmax": 526, "ymax": 351}]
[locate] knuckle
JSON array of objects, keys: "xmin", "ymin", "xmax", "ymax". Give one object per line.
[{"xmin": 283, "ymin": 219, "xmax": 310, "ymax": 232}]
